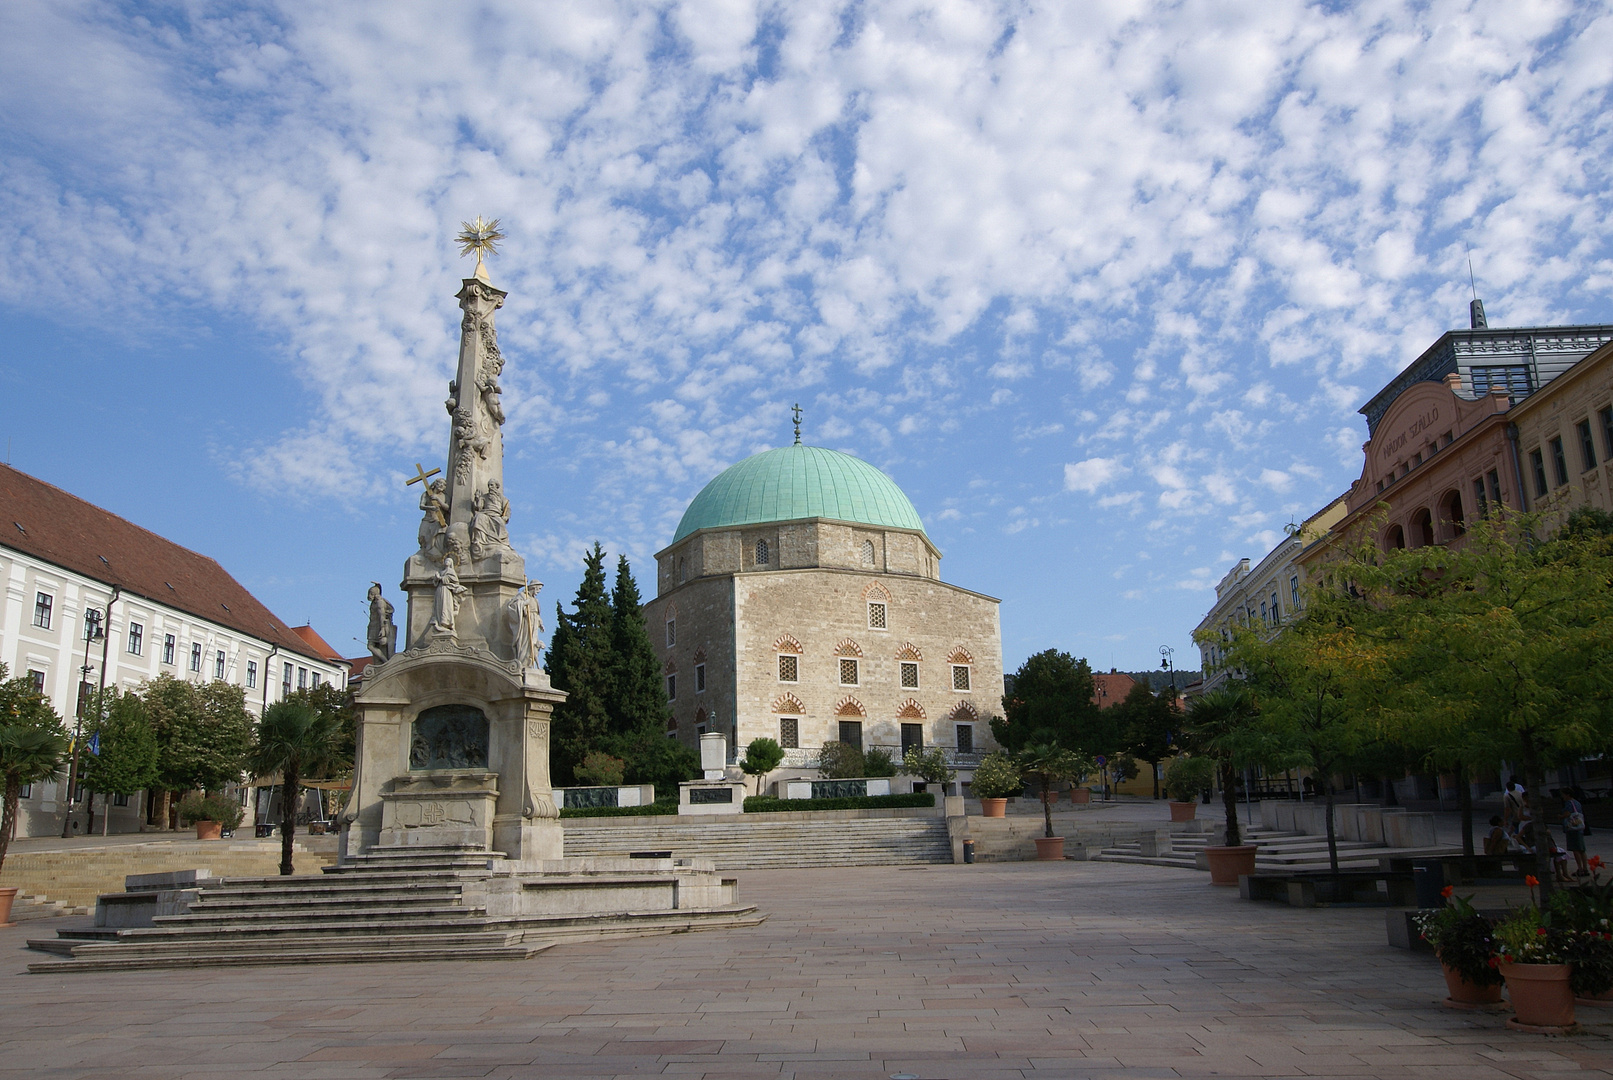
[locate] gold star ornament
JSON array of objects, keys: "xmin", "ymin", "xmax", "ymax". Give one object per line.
[{"xmin": 456, "ymin": 215, "xmax": 505, "ymax": 279}]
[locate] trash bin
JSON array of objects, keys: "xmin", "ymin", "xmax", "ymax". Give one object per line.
[
  {"xmin": 963, "ymin": 839, "xmax": 975, "ymax": 864},
  {"xmin": 1412, "ymin": 862, "xmax": 1445, "ymax": 908}
]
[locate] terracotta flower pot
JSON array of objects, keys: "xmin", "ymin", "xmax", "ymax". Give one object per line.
[
  {"xmin": 1439, "ymin": 960, "xmax": 1503, "ymax": 1007},
  {"xmin": 1499, "ymin": 961, "xmax": 1576, "ymax": 1032},
  {"xmin": 980, "ymin": 798, "xmax": 1007, "ymax": 818},
  {"xmin": 194, "ymin": 820, "xmax": 222, "ymax": 841},
  {"xmin": 1069, "ymin": 788, "xmax": 1091, "ymax": 805},
  {"xmin": 1575, "ymin": 986, "xmax": 1613, "ymax": 1008},
  {"xmin": 0, "ymin": 886, "xmax": 17, "ymax": 928},
  {"xmin": 1203, "ymin": 844, "xmax": 1258, "ymax": 886},
  {"xmin": 1169, "ymin": 801, "xmax": 1197, "ymax": 822},
  {"xmin": 1034, "ymin": 836, "xmax": 1065, "ymax": 861}
]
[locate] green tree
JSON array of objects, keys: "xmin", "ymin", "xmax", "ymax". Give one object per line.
[
  {"xmin": 994, "ymin": 650, "xmax": 1100, "ymax": 755},
  {"xmin": 1182, "ymin": 684, "xmax": 1265, "ymax": 848},
  {"xmin": 1016, "ymin": 743, "xmax": 1092, "ymax": 839},
  {"xmin": 1118, "ymin": 680, "xmax": 1178, "ymax": 799},
  {"xmin": 79, "ymin": 688, "xmax": 159, "ymax": 834},
  {"xmin": 901, "ymin": 745, "xmax": 956, "ymax": 790},
  {"xmin": 817, "ymin": 741, "xmax": 865, "ymax": 779},
  {"xmin": 610, "ymin": 728, "xmax": 699, "ymax": 799},
  {"xmin": 741, "ymin": 737, "xmax": 786, "ymax": 794},
  {"xmin": 608, "ymin": 554, "xmax": 669, "ymax": 738},
  {"xmin": 573, "ymin": 751, "xmax": 626, "ymax": 787},
  {"xmin": 546, "ymin": 543, "xmax": 616, "ymax": 785},
  {"xmin": 0, "ymin": 663, "xmax": 69, "ymax": 871},
  {"xmin": 145, "ymin": 675, "xmax": 252, "ymax": 809},
  {"xmin": 246, "ymin": 700, "xmax": 345, "ymax": 876}
]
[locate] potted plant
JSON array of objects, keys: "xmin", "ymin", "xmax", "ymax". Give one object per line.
[
  {"xmin": 1549, "ymin": 856, "xmax": 1613, "ymax": 1006},
  {"xmin": 177, "ymin": 792, "xmax": 244, "ymax": 840},
  {"xmin": 1414, "ymin": 886, "xmax": 1504, "ymax": 1008},
  {"xmin": 1017, "ymin": 744, "xmax": 1091, "ymax": 860},
  {"xmin": 970, "ymin": 752, "xmax": 1020, "ymax": 817},
  {"xmin": 901, "ymin": 745, "xmax": 957, "ymax": 798},
  {"xmin": 1493, "ymin": 887, "xmax": 1577, "ymax": 1033},
  {"xmin": 1182, "ymin": 685, "xmax": 1262, "ymax": 885},
  {"xmin": 1163, "ymin": 755, "xmax": 1215, "ymax": 822}
]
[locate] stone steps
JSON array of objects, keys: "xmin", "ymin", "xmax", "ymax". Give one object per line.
[
  {"xmin": 561, "ymin": 816, "xmax": 952, "ymax": 869},
  {"xmin": 1093, "ymin": 828, "xmax": 1460, "ymax": 871}
]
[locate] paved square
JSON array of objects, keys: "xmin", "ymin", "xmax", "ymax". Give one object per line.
[{"xmin": 5, "ymin": 860, "xmax": 1612, "ymax": 1079}]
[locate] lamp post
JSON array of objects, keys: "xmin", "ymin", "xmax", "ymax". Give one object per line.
[{"xmin": 60, "ymin": 607, "xmax": 105, "ymax": 838}]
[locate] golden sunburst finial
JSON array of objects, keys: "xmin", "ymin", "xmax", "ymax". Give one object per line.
[{"xmin": 455, "ymin": 215, "xmax": 505, "ymax": 280}]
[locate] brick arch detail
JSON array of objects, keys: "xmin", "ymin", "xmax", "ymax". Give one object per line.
[
  {"xmin": 834, "ymin": 637, "xmax": 864, "ymax": 658},
  {"xmin": 896, "ymin": 699, "xmax": 926, "ymax": 720},
  {"xmin": 692, "ymin": 646, "xmax": 707, "ymax": 664},
  {"xmin": 774, "ymin": 633, "xmax": 804, "ymax": 654},
  {"xmin": 663, "ymin": 658, "xmax": 677, "ymax": 673},
  {"xmin": 894, "ymin": 641, "xmax": 924, "ymax": 661},
  {"xmin": 862, "ymin": 582, "xmax": 892, "ymax": 601},
  {"xmin": 947, "ymin": 646, "xmax": 975, "ymax": 665},
  {"xmin": 835, "ymin": 696, "xmax": 866, "ymax": 717},
  {"xmin": 949, "ymin": 701, "xmax": 979, "ymax": 721},
  {"xmin": 772, "ymin": 692, "xmax": 806, "ymax": 714},
  {"xmin": 664, "ymin": 603, "xmax": 678, "ymax": 621}
]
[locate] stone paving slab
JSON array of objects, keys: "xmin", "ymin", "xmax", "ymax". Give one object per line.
[{"xmin": 5, "ymin": 860, "xmax": 1613, "ymax": 1079}]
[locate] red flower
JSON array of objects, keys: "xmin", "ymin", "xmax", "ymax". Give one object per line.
[
  {"xmin": 1536, "ymin": 928, "xmax": 1548, "ymax": 936},
  {"xmin": 1488, "ymin": 956, "xmax": 1499, "ymax": 967},
  {"xmin": 1440, "ymin": 885, "xmax": 1454, "ymax": 898},
  {"xmin": 1525, "ymin": 875, "xmax": 1540, "ymax": 887},
  {"xmin": 1591, "ymin": 856, "xmax": 1605, "ymax": 870}
]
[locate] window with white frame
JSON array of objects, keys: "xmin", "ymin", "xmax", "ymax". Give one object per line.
[
  {"xmin": 666, "ymin": 673, "xmax": 677, "ymax": 700},
  {"xmin": 666, "ymin": 619, "xmax": 675, "ymax": 647},
  {"xmin": 1270, "ymin": 591, "xmax": 1280, "ymax": 622},
  {"xmin": 861, "ymin": 539, "xmax": 876, "ymax": 566},
  {"xmin": 839, "ymin": 658, "xmax": 859, "ymax": 686},
  {"xmin": 190, "ymin": 643, "xmax": 202, "ymax": 672},
  {"xmin": 779, "ymin": 717, "xmax": 799, "ymax": 749},
  {"xmin": 899, "ymin": 661, "xmax": 919, "ymax": 689},
  {"xmin": 297, "ymin": 667, "xmax": 308, "ymax": 689},
  {"xmin": 214, "ymin": 650, "xmax": 225, "ymax": 679},
  {"xmin": 27, "ymin": 669, "xmax": 45, "ymax": 694},
  {"xmin": 311, "ymin": 672, "xmax": 321, "ymax": 688},
  {"xmin": 951, "ymin": 664, "xmax": 971, "ymax": 691},
  {"xmin": 33, "ymin": 592, "xmax": 52, "ymax": 629},
  {"xmin": 778, "ymin": 654, "xmax": 798, "ymax": 682},
  {"xmin": 282, "ymin": 662, "xmax": 293, "ymax": 692},
  {"xmin": 246, "ymin": 661, "xmax": 257, "ymax": 688},
  {"xmin": 867, "ymin": 601, "xmax": 887, "ymax": 630},
  {"xmin": 1290, "ymin": 576, "xmax": 1300, "ymax": 611},
  {"xmin": 127, "ymin": 623, "xmax": 143, "ymax": 656},
  {"xmin": 163, "ymin": 634, "xmax": 176, "ymax": 665}
]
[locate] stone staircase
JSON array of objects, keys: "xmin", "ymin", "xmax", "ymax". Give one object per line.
[
  {"xmin": 26, "ymin": 846, "xmax": 761, "ymax": 974},
  {"xmin": 0, "ymin": 839, "xmax": 334, "ymax": 910},
  {"xmin": 1092, "ymin": 826, "xmax": 1456, "ymax": 871},
  {"xmin": 562, "ymin": 813, "xmax": 953, "ymax": 868},
  {"xmin": 6, "ymin": 892, "xmax": 93, "ymax": 921}
]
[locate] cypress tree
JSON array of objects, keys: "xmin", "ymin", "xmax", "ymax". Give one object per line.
[
  {"xmin": 546, "ymin": 543, "xmax": 615, "ymax": 785},
  {"xmin": 608, "ymin": 554, "xmax": 669, "ymax": 736}
]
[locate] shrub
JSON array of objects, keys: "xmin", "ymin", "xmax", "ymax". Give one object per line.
[
  {"xmin": 863, "ymin": 746, "xmax": 898, "ymax": 777},
  {"xmin": 740, "ymin": 738, "xmax": 785, "ymax": 793},
  {"xmin": 558, "ymin": 800, "xmax": 679, "ymax": 819},
  {"xmin": 573, "ymin": 751, "xmax": 626, "ymax": 788},
  {"xmin": 176, "ymin": 792, "xmax": 244, "ymax": 830},
  {"xmin": 902, "ymin": 746, "xmax": 956, "ymax": 788},
  {"xmin": 969, "ymin": 752, "xmax": 1022, "ymax": 799},
  {"xmin": 743, "ymin": 793, "xmax": 935, "ymax": 813},
  {"xmin": 1163, "ymin": 755, "xmax": 1217, "ymax": 802},
  {"xmin": 817, "ymin": 740, "xmax": 865, "ymax": 779},
  {"xmin": 1548, "ymin": 868, "xmax": 1613, "ymax": 997}
]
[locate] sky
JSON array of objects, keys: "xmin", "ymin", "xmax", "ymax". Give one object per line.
[{"xmin": 2, "ymin": 1, "xmax": 1611, "ymax": 676}]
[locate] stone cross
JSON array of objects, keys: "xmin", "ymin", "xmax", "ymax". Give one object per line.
[{"xmin": 406, "ymin": 463, "xmax": 446, "ymax": 526}]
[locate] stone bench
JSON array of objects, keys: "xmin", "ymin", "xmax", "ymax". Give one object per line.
[
  {"xmin": 94, "ymin": 869, "xmax": 211, "ymax": 929},
  {"xmin": 1239, "ymin": 871, "xmax": 1417, "ymax": 908}
]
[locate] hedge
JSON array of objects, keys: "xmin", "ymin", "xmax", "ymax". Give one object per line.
[
  {"xmin": 558, "ymin": 801, "xmax": 680, "ymax": 819},
  {"xmin": 742, "ymin": 793, "xmax": 935, "ymax": 813}
]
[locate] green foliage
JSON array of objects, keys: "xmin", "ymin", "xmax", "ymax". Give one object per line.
[
  {"xmin": 1117, "ymin": 680, "xmax": 1179, "ymax": 796},
  {"xmin": 176, "ymin": 791, "xmax": 244, "ymax": 829},
  {"xmin": 862, "ymin": 746, "xmax": 898, "ymax": 777},
  {"xmin": 0, "ymin": 663, "xmax": 69, "ymax": 871},
  {"xmin": 1016, "ymin": 743, "xmax": 1094, "ymax": 837},
  {"xmin": 144, "ymin": 674, "xmax": 252, "ymax": 794},
  {"xmin": 558, "ymin": 800, "xmax": 680, "ymax": 818},
  {"xmin": 608, "ymin": 554, "xmax": 670, "ymax": 737},
  {"xmin": 1548, "ymin": 872, "xmax": 1613, "ymax": 996},
  {"xmin": 546, "ymin": 542, "xmax": 615, "ymax": 785},
  {"xmin": 1492, "ymin": 905, "xmax": 1575, "ymax": 966},
  {"xmin": 573, "ymin": 751, "xmax": 627, "ymax": 787},
  {"xmin": 79, "ymin": 688, "xmax": 159, "ymax": 798},
  {"xmin": 607, "ymin": 729, "xmax": 699, "ymax": 796},
  {"xmin": 284, "ymin": 683, "xmax": 358, "ymax": 774},
  {"xmin": 1162, "ymin": 755, "xmax": 1216, "ymax": 802},
  {"xmin": 901, "ymin": 746, "xmax": 956, "ymax": 787},
  {"xmin": 816, "ymin": 740, "xmax": 864, "ymax": 779},
  {"xmin": 743, "ymin": 793, "xmax": 934, "ymax": 813},
  {"xmin": 740, "ymin": 737, "xmax": 786, "ymax": 794},
  {"xmin": 994, "ymin": 650, "xmax": 1101, "ymax": 755},
  {"xmin": 968, "ymin": 751, "xmax": 1023, "ymax": 798},
  {"xmin": 1414, "ymin": 890, "xmax": 1503, "ymax": 986},
  {"xmin": 1182, "ymin": 685, "xmax": 1262, "ymax": 847},
  {"xmin": 247, "ymin": 699, "xmax": 345, "ymax": 875}
]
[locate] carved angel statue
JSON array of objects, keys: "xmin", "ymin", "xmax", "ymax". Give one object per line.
[
  {"xmin": 366, "ymin": 583, "xmax": 397, "ymax": 663},
  {"xmin": 453, "ymin": 406, "xmax": 489, "ymax": 482},
  {"xmin": 470, "ymin": 479, "xmax": 511, "ymax": 559},
  {"xmin": 417, "ymin": 478, "xmax": 449, "ymax": 559},
  {"xmin": 478, "ymin": 372, "xmax": 505, "ymax": 426},
  {"xmin": 505, "ymin": 580, "xmax": 545, "ymax": 669},
  {"xmin": 428, "ymin": 554, "xmax": 468, "ymax": 635}
]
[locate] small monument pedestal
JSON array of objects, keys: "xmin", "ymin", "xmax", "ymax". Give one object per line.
[
  {"xmin": 379, "ymin": 772, "xmax": 499, "ymax": 850},
  {"xmin": 679, "ymin": 732, "xmax": 747, "ymax": 816}
]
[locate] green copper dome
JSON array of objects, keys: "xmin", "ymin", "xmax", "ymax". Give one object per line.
[{"xmin": 673, "ymin": 445, "xmax": 926, "ymax": 542}]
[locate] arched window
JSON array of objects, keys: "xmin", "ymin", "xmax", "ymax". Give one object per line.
[
  {"xmin": 861, "ymin": 540, "xmax": 876, "ymax": 566},
  {"xmin": 1385, "ymin": 524, "xmax": 1406, "ymax": 551},
  {"xmin": 1412, "ymin": 508, "xmax": 1435, "ymax": 548},
  {"xmin": 1441, "ymin": 490, "xmax": 1465, "ymax": 539},
  {"xmin": 755, "ymin": 539, "xmax": 769, "ymax": 565}
]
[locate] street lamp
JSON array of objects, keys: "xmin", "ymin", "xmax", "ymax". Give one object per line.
[{"xmin": 60, "ymin": 607, "xmax": 104, "ymax": 838}]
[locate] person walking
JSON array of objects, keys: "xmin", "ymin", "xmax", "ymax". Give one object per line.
[{"xmin": 1563, "ymin": 786, "xmax": 1590, "ymax": 878}]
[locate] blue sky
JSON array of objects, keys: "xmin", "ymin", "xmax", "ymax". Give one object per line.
[{"xmin": 2, "ymin": 1, "xmax": 1611, "ymax": 674}]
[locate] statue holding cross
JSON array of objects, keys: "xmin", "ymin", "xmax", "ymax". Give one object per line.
[{"xmin": 409, "ymin": 463, "xmax": 450, "ymax": 560}]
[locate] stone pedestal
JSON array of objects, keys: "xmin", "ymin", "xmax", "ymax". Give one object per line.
[
  {"xmin": 379, "ymin": 772, "xmax": 499, "ymax": 849},
  {"xmin": 678, "ymin": 779, "xmax": 748, "ymax": 815}
]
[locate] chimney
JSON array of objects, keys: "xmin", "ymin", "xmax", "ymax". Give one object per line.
[
  {"xmin": 1444, "ymin": 372, "xmax": 1463, "ymax": 392},
  {"xmin": 1470, "ymin": 298, "xmax": 1487, "ymax": 329}
]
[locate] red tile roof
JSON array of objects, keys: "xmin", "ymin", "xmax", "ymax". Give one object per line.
[
  {"xmin": 289, "ymin": 625, "xmax": 345, "ymax": 663},
  {"xmin": 1092, "ymin": 670, "xmax": 1137, "ymax": 708},
  {"xmin": 1, "ymin": 464, "xmax": 335, "ymax": 665}
]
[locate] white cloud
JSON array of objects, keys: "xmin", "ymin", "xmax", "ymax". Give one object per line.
[{"xmin": 1064, "ymin": 457, "xmax": 1125, "ymax": 494}]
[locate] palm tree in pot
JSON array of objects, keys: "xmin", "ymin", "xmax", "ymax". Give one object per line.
[
  {"xmin": 247, "ymin": 701, "xmax": 345, "ymax": 876},
  {"xmin": 1182, "ymin": 684, "xmax": 1266, "ymax": 883},
  {"xmin": 1017, "ymin": 743, "xmax": 1092, "ymax": 859}
]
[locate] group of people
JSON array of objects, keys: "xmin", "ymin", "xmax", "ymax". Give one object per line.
[{"xmin": 1482, "ymin": 779, "xmax": 1592, "ymax": 881}]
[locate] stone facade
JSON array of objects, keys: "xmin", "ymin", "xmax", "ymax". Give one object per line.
[
  {"xmin": 647, "ymin": 517, "xmax": 1003, "ymax": 791},
  {"xmin": 1509, "ymin": 339, "xmax": 1613, "ymax": 528}
]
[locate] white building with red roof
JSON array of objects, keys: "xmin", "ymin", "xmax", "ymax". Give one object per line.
[{"xmin": 1, "ymin": 463, "xmax": 348, "ymax": 836}]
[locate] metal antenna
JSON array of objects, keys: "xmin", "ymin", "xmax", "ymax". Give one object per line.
[{"xmin": 1468, "ymin": 255, "xmax": 1478, "ymax": 301}]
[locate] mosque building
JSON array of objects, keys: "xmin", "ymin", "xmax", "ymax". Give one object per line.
[{"xmin": 644, "ymin": 432, "xmax": 1004, "ymax": 794}]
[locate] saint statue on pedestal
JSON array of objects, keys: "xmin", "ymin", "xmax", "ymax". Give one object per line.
[
  {"xmin": 429, "ymin": 554, "xmax": 468, "ymax": 636},
  {"xmin": 366, "ymin": 583, "xmax": 397, "ymax": 663},
  {"xmin": 470, "ymin": 479, "xmax": 511, "ymax": 559},
  {"xmin": 505, "ymin": 580, "xmax": 545, "ymax": 669}
]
